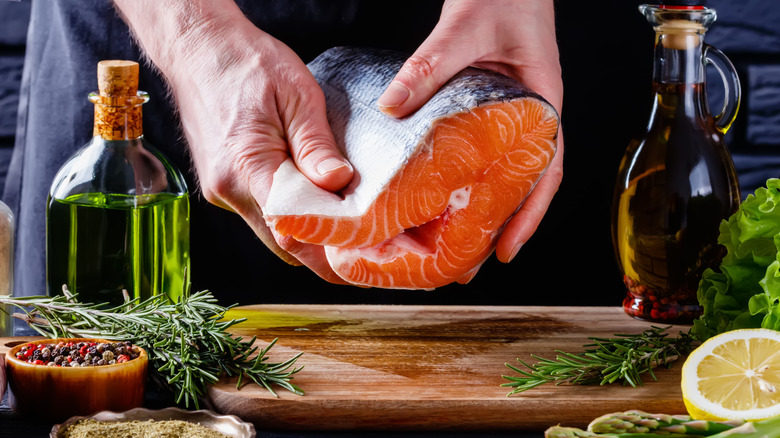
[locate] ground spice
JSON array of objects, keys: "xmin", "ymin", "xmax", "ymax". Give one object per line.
[{"xmin": 61, "ymin": 419, "xmax": 231, "ymax": 438}]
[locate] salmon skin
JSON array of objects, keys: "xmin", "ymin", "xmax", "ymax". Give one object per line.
[{"xmin": 264, "ymin": 46, "xmax": 559, "ymax": 289}]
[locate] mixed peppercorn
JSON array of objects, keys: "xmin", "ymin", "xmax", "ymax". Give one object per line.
[
  {"xmin": 622, "ymin": 274, "xmax": 702, "ymax": 324},
  {"xmin": 14, "ymin": 341, "xmax": 141, "ymax": 367}
]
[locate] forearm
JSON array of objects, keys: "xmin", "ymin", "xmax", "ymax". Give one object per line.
[
  {"xmin": 112, "ymin": 0, "xmax": 253, "ymax": 85},
  {"xmin": 111, "ymin": 0, "xmax": 278, "ymax": 152}
]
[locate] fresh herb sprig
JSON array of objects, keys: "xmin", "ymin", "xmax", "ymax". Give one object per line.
[
  {"xmin": 502, "ymin": 326, "xmax": 697, "ymax": 395},
  {"xmin": 0, "ymin": 286, "xmax": 304, "ymax": 409}
]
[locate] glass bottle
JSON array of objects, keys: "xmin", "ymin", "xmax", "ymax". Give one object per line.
[
  {"xmin": 0, "ymin": 200, "xmax": 13, "ymax": 336},
  {"xmin": 611, "ymin": 2, "xmax": 741, "ymax": 324},
  {"xmin": 47, "ymin": 60, "xmax": 189, "ymax": 307}
]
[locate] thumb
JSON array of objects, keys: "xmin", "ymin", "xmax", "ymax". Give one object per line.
[
  {"xmin": 377, "ymin": 31, "xmax": 474, "ymax": 118},
  {"xmin": 286, "ymin": 85, "xmax": 354, "ymax": 192}
]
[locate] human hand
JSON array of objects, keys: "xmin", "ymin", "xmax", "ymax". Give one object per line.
[
  {"xmin": 377, "ymin": 0, "xmax": 564, "ymax": 265},
  {"xmin": 113, "ymin": 0, "xmax": 353, "ymax": 283}
]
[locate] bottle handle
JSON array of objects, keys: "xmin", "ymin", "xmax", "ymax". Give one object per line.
[{"xmin": 704, "ymin": 44, "xmax": 741, "ymax": 134}]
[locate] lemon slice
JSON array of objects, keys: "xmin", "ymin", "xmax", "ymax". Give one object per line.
[{"xmin": 681, "ymin": 328, "xmax": 780, "ymax": 421}]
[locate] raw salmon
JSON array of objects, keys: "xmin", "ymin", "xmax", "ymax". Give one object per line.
[{"xmin": 264, "ymin": 46, "xmax": 559, "ymax": 289}]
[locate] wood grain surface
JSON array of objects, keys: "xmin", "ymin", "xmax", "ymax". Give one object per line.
[{"xmin": 204, "ymin": 305, "xmax": 690, "ymax": 432}]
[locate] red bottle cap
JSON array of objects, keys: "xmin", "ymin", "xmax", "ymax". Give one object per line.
[{"xmin": 657, "ymin": 0, "xmax": 706, "ymax": 9}]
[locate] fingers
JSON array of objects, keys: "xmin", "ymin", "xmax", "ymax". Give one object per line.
[
  {"xmin": 376, "ymin": 23, "xmax": 476, "ymax": 118},
  {"xmin": 456, "ymin": 266, "xmax": 480, "ymax": 285},
  {"xmin": 273, "ymin": 233, "xmax": 351, "ymax": 285},
  {"xmin": 241, "ymin": 202, "xmax": 305, "ymax": 267},
  {"xmin": 378, "ymin": 0, "xmax": 563, "ymax": 118},
  {"xmin": 196, "ymin": 143, "xmax": 303, "ymax": 266},
  {"xmin": 241, "ymin": 166, "xmax": 349, "ymax": 285},
  {"xmin": 495, "ymin": 131, "xmax": 564, "ymax": 263},
  {"xmin": 284, "ymin": 76, "xmax": 354, "ymax": 192}
]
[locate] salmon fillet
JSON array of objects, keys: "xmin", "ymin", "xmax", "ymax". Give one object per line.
[{"xmin": 264, "ymin": 46, "xmax": 559, "ymax": 289}]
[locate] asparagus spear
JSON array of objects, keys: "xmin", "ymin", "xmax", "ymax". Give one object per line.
[
  {"xmin": 545, "ymin": 426, "xmax": 608, "ymax": 438},
  {"xmin": 588, "ymin": 411, "xmax": 744, "ymax": 435},
  {"xmin": 545, "ymin": 413, "xmax": 780, "ymax": 438},
  {"xmin": 545, "ymin": 425, "xmax": 696, "ymax": 438},
  {"xmin": 707, "ymin": 415, "xmax": 780, "ymax": 438}
]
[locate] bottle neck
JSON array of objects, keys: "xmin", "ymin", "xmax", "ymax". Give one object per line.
[
  {"xmin": 649, "ymin": 29, "xmax": 708, "ymax": 121},
  {"xmin": 649, "ymin": 81, "xmax": 709, "ymax": 123},
  {"xmin": 90, "ymin": 92, "xmax": 147, "ymax": 141},
  {"xmin": 653, "ymin": 30, "xmax": 705, "ymax": 84}
]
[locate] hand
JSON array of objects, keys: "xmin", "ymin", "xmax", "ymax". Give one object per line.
[
  {"xmin": 377, "ymin": 0, "xmax": 564, "ymax": 264},
  {"xmin": 113, "ymin": 0, "xmax": 353, "ymax": 283}
]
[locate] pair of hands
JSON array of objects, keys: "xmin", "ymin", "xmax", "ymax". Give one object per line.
[{"xmin": 114, "ymin": 0, "xmax": 563, "ymax": 284}]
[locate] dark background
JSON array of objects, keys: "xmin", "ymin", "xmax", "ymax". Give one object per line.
[
  {"xmin": 1, "ymin": 0, "xmax": 779, "ymax": 309},
  {"xmin": 0, "ymin": 1, "xmax": 779, "ymax": 437}
]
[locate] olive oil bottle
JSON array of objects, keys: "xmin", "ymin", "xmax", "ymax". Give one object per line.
[
  {"xmin": 47, "ymin": 60, "xmax": 189, "ymax": 307},
  {"xmin": 0, "ymin": 200, "xmax": 13, "ymax": 336},
  {"xmin": 611, "ymin": 2, "xmax": 741, "ymax": 324}
]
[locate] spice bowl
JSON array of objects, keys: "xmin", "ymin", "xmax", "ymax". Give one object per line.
[
  {"xmin": 5, "ymin": 338, "xmax": 148, "ymax": 421},
  {"xmin": 0, "ymin": 351, "xmax": 5, "ymax": 401},
  {"xmin": 50, "ymin": 407, "xmax": 256, "ymax": 438}
]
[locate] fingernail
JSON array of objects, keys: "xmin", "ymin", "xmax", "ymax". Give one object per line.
[
  {"xmin": 508, "ymin": 242, "xmax": 523, "ymax": 263},
  {"xmin": 316, "ymin": 158, "xmax": 351, "ymax": 176},
  {"xmin": 377, "ymin": 81, "xmax": 410, "ymax": 108}
]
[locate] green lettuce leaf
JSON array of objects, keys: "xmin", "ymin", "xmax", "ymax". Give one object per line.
[{"xmin": 692, "ymin": 178, "xmax": 780, "ymax": 341}]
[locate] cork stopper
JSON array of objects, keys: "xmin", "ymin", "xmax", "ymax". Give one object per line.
[
  {"xmin": 97, "ymin": 60, "xmax": 139, "ymax": 97},
  {"xmin": 92, "ymin": 60, "xmax": 146, "ymax": 140},
  {"xmin": 659, "ymin": 19, "xmax": 704, "ymax": 50}
]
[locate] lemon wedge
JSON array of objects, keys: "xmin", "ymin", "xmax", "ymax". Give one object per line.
[{"xmin": 682, "ymin": 328, "xmax": 780, "ymax": 421}]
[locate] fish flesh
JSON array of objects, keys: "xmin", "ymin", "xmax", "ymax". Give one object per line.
[{"xmin": 264, "ymin": 46, "xmax": 559, "ymax": 289}]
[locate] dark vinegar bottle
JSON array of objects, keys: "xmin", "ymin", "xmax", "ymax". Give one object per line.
[{"xmin": 612, "ymin": 1, "xmax": 741, "ymax": 324}]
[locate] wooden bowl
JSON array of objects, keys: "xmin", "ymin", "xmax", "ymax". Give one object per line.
[
  {"xmin": 0, "ymin": 352, "xmax": 5, "ymax": 401},
  {"xmin": 5, "ymin": 338, "xmax": 147, "ymax": 421}
]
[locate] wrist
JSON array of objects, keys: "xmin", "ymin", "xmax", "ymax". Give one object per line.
[{"xmin": 112, "ymin": 0, "xmax": 254, "ymax": 85}]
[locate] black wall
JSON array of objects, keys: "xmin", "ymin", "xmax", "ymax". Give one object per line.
[{"xmin": 0, "ymin": 1, "xmax": 778, "ymax": 306}]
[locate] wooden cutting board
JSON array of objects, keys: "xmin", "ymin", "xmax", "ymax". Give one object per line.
[{"xmin": 205, "ymin": 305, "xmax": 690, "ymax": 432}]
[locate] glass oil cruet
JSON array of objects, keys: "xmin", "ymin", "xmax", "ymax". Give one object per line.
[
  {"xmin": 611, "ymin": 0, "xmax": 741, "ymax": 324},
  {"xmin": 46, "ymin": 60, "xmax": 190, "ymax": 307}
]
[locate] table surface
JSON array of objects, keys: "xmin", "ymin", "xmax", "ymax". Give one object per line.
[
  {"xmin": 1, "ymin": 317, "xmax": 549, "ymax": 438},
  {"xmin": 2, "ymin": 303, "xmax": 691, "ymax": 437},
  {"xmin": 206, "ymin": 304, "xmax": 688, "ymax": 431}
]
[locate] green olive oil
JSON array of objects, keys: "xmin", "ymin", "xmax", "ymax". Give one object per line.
[
  {"xmin": 47, "ymin": 61, "xmax": 190, "ymax": 308},
  {"xmin": 46, "ymin": 192, "xmax": 189, "ymax": 307}
]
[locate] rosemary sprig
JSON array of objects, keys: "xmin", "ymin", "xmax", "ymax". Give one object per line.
[
  {"xmin": 501, "ymin": 326, "xmax": 697, "ymax": 396},
  {"xmin": 0, "ymin": 285, "xmax": 304, "ymax": 409}
]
